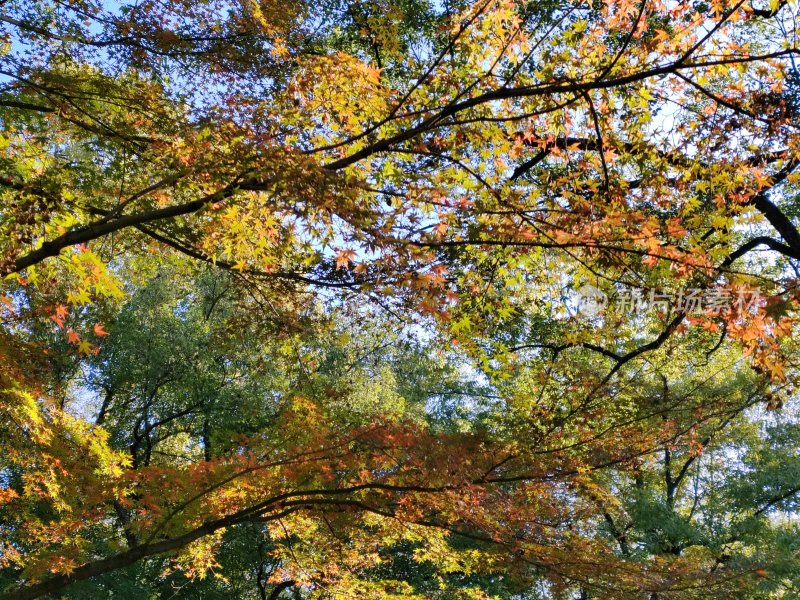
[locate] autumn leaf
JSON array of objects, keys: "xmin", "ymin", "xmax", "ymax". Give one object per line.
[
  {"xmin": 335, "ymin": 249, "xmax": 357, "ymax": 270},
  {"xmin": 77, "ymin": 340, "xmax": 95, "ymax": 355}
]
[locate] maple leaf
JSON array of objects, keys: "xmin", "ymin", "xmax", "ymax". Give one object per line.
[
  {"xmin": 652, "ymin": 29, "xmax": 670, "ymax": 45},
  {"xmin": 642, "ymin": 255, "xmax": 658, "ymax": 267},
  {"xmin": 365, "ymin": 64, "xmax": 382, "ymax": 83},
  {"xmin": 335, "ymin": 249, "xmax": 357, "ymax": 270},
  {"xmin": 93, "ymin": 323, "xmax": 110, "ymax": 337},
  {"xmin": 67, "ymin": 289, "xmax": 92, "ymax": 305},
  {"xmin": 66, "ymin": 329, "xmax": 81, "ymax": 344}
]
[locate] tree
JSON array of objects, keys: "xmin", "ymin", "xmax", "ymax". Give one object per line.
[{"xmin": 1, "ymin": 0, "xmax": 800, "ymax": 597}]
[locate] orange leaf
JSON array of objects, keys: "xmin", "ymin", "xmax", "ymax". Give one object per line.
[{"xmin": 335, "ymin": 249, "xmax": 357, "ymax": 270}]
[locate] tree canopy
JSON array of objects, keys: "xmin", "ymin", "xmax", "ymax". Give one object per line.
[{"xmin": 2, "ymin": 0, "xmax": 800, "ymax": 598}]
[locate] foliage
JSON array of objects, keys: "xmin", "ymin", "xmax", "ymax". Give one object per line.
[{"xmin": 1, "ymin": 0, "xmax": 800, "ymax": 598}]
